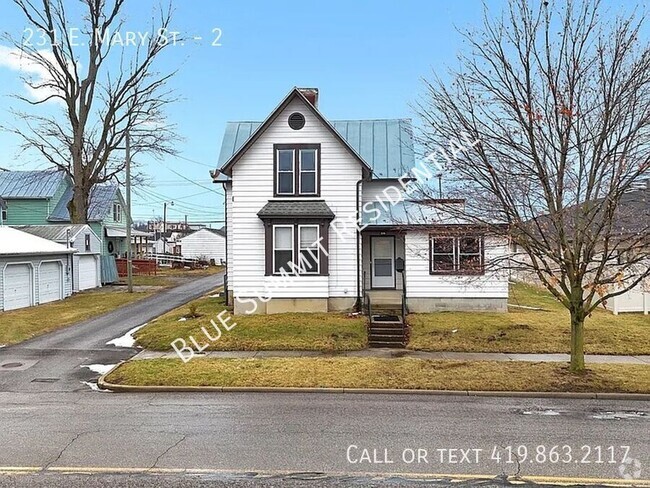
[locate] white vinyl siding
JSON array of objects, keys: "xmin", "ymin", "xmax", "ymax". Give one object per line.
[
  {"xmin": 179, "ymin": 229, "xmax": 226, "ymax": 263},
  {"xmin": 230, "ymin": 97, "xmax": 361, "ymax": 300},
  {"xmin": 405, "ymin": 231, "xmax": 509, "ymax": 298}
]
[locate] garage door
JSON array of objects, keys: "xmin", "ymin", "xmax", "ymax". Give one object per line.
[
  {"xmin": 78, "ymin": 255, "xmax": 98, "ymax": 290},
  {"xmin": 4, "ymin": 264, "xmax": 33, "ymax": 311},
  {"xmin": 39, "ymin": 261, "xmax": 63, "ymax": 304}
]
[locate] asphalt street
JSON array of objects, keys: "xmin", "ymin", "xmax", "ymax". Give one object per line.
[{"xmin": 0, "ymin": 271, "xmax": 648, "ymax": 486}]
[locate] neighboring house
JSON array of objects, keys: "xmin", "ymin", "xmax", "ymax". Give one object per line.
[
  {"xmin": 212, "ymin": 87, "xmax": 509, "ymax": 315},
  {"xmin": 511, "ymin": 182, "xmax": 650, "ymax": 314},
  {"xmin": 0, "ymin": 227, "xmax": 75, "ymax": 311},
  {"xmin": 15, "ymin": 224, "xmax": 101, "ymax": 292},
  {"xmin": 179, "ymin": 228, "xmax": 226, "ymax": 264},
  {"xmin": 154, "ymin": 232, "xmax": 182, "ymax": 255},
  {"xmin": 0, "ymin": 170, "xmax": 127, "ymax": 283},
  {"xmin": 601, "ymin": 184, "xmax": 650, "ymax": 314}
]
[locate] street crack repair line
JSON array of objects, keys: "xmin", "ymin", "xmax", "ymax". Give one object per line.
[{"xmin": 149, "ymin": 434, "xmax": 187, "ymax": 470}]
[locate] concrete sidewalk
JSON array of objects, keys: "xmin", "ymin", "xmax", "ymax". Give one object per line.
[{"xmin": 133, "ymin": 349, "xmax": 650, "ymax": 364}]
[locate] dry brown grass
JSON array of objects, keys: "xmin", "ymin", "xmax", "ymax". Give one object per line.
[
  {"xmin": 0, "ymin": 289, "xmax": 151, "ymax": 345},
  {"xmin": 408, "ymin": 282, "xmax": 650, "ymax": 355},
  {"xmin": 134, "ymin": 294, "xmax": 367, "ymax": 352},
  {"xmin": 106, "ymin": 357, "xmax": 650, "ymax": 393}
]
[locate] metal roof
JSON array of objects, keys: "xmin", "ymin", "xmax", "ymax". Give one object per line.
[
  {"xmin": 0, "ymin": 170, "xmax": 66, "ymax": 199},
  {"xmin": 14, "ymin": 224, "xmax": 93, "ymax": 243},
  {"xmin": 257, "ymin": 200, "xmax": 335, "ymax": 219},
  {"xmin": 49, "ymin": 184, "xmax": 120, "ymax": 222},
  {"xmin": 362, "ymin": 200, "xmax": 473, "ymax": 227},
  {"xmin": 0, "ymin": 227, "xmax": 76, "ymax": 255},
  {"xmin": 218, "ymin": 119, "xmax": 415, "ymax": 179}
]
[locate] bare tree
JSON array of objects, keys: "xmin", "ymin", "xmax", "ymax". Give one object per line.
[
  {"xmin": 416, "ymin": 0, "xmax": 650, "ymax": 372},
  {"xmin": 4, "ymin": 0, "xmax": 179, "ymax": 222}
]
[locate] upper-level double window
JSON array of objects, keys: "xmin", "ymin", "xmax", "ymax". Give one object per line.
[{"xmin": 274, "ymin": 144, "xmax": 320, "ymax": 196}]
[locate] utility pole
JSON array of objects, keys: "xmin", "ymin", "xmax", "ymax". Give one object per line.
[
  {"xmin": 126, "ymin": 133, "xmax": 133, "ymax": 293},
  {"xmin": 163, "ymin": 202, "xmax": 167, "ymax": 235}
]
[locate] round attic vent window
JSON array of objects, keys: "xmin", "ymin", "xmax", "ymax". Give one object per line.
[{"xmin": 288, "ymin": 112, "xmax": 305, "ymax": 130}]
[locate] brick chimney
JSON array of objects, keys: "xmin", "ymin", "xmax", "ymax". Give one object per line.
[{"xmin": 298, "ymin": 88, "xmax": 319, "ymax": 108}]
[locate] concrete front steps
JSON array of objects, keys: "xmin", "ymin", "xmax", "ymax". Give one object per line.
[{"xmin": 368, "ymin": 302, "xmax": 406, "ymax": 348}]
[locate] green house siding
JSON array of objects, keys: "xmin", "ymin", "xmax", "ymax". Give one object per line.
[{"xmin": 3, "ymin": 199, "xmax": 51, "ymax": 225}]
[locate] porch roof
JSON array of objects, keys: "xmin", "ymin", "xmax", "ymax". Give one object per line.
[{"xmin": 362, "ymin": 200, "xmax": 474, "ymax": 227}]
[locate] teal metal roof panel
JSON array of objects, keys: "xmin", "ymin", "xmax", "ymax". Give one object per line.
[
  {"xmin": 218, "ymin": 119, "xmax": 415, "ymax": 179},
  {"xmin": 49, "ymin": 183, "xmax": 119, "ymax": 222},
  {"xmin": 0, "ymin": 170, "xmax": 65, "ymax": 199}
]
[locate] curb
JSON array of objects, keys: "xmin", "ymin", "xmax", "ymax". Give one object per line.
[{"xmin": 97, "ymin": 368, "xmax": 650, "ymax": 400}]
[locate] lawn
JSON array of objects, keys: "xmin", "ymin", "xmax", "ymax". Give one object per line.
[
  {"xmin": 104, "ymin": 357, "xmax": 650, "ymax": 393},
  {"xmin": 134, "ymin": 294, "xmax": 367, "ymax": 352},
  {"xmin": 408, "ymin": 282, "xmax": 650, "ymax": 355},
  {"xmin": 122, "ymin": 265, "xmax": 225, "ymax": 287},
  {"xmin": 0, "ymin": 289, "xmax": 152, "ymax": 346}
]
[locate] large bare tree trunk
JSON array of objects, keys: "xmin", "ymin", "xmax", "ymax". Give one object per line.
[{"xmin": 5, "ymin": 0, "xmax": 179, "ymax": 222}]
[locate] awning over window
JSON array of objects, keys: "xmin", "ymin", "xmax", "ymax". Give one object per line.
[{"xmin": 257, "ymin": 200, "xmax": 335, "ymax": 220}]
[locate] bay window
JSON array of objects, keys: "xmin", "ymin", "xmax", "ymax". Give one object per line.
[{"xmin": 267, "ymin": 222, "xmax": 328, "ymax": 276}]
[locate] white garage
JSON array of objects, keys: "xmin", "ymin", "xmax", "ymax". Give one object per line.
[
  {"xmin": 77, "ymin": 254, "xmax": 100, "ymax": 291},
  {"xmin": 15, "ymin": 224, "xmax": 101, "ymax": 292},
  {"xmin": 0, "ymin": 227, "xmax": 75, "ymax": 311},
  {"xmin": 38, "ymin": 261, "xmax": 63, "ymax": 303},
  {"xmin": 3, "ymin": 263, "xmax": 33, "ymax": 311}
]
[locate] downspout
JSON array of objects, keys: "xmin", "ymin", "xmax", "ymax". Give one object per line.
[
  {"xmin": 223, "ymin": 181, "xmax": 229, "ymax": 306},
  {"xmin": 355, "ymin": 178, "xmax": 363, "ymax": 312}
]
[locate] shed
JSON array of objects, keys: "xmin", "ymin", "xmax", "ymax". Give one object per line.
[
  {"xmin": 14, "ymin": 224, "xmax": 101, "ymax": 292},
  {"xmin": 179, "ymin": 228, "xmax": 226, "ymax": 264},
  {"xmin": 0, "ymin": 227, "xmax": 75, "ymax": 311}
]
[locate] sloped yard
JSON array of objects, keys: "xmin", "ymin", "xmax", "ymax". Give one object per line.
[
  {"xmin": 134, "ymin": 294, "xmax": 367, "ymax": 352},
  {"xmin": 408, "ymin": 282, "xmax": 650, "ymax": 355}
]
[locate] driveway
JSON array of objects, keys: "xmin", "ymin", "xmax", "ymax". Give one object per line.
[{"xmin": 0, "ymin": 272, "xmax": 224, "ymax": 393}]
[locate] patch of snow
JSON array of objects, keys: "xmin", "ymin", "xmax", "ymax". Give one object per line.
[
  {"xmin": 591, "ymin": 411, "xmax": 647, "ymax": 420},
  {"xmin": 106, "ymin": 323, "xmax": 147, "ymax": 348},
  {"xmin": 80, "ymin": 381, "xmax": 112, "ymax": 392},
  {"xmin": 81, "ymin": 364, "xmax": 117, "ymax": 376},
  {"xmin": 451, "ymin": 329, "xmax": 458, "ymax": 333},
  {"xmin": 522, "ymin": 409, "xmax": 561, "ymax": 416},
  {"xmin": 178, "ymin": 317, "xmax": 187, "ymax": 322},
  {"xmin": 0, "ymin": 344, "xmax": 5, "ymax": 349},
  {"xmin": 208, "ymin": 293, "xmax": 221, "ymax": 298}
]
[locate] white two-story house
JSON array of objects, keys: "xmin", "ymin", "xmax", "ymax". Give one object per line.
[{"xmin": 212, "ymin": 87, "xmax": 509, "ymax": 317}]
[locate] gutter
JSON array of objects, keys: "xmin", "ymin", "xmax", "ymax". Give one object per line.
[{"xmin": 355, "ymin": 178, "xmax": 363, "ymax": 311}]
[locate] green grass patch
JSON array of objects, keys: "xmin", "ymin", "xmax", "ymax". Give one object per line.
[
  {"xmin": 0, "ymin": 289, "xmax": 151, "ymax": 346},
  {"xmin": 408, "ymin": 282, "xmax": 650, "ymax": 355},
  {"xmin": 134, "ymin": 294, "xmax": 367, "ymax": 352},
  {"xmin": 105, "ymin": 357, "xmax": 650, "ymax": 393}
]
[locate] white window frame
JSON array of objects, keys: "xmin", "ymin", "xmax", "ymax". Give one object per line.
[
  {"xmin": 298, "ymin": 224, "xmax": 320, "ymax": 274},
  {"xmin": 276, "ymin": 149, "xmax": 295, "ymax": 195},
  {"xmin": 113, "ymin": 203, "xmax": 122, "ymax": 222},
  {"xmin": 298, "ymin": 148, "xmax": 318, "ymax": 195},
  {"xmin": 430, "ymin": 235, "xmax": 484, "ymax": 274},
  {"xmin": 1, "ymin": 207, "xmax": 7, "ymax": 222},
  {"xmin": 272, "ymin": 224, "xmax": 294, "ymax": 274}
]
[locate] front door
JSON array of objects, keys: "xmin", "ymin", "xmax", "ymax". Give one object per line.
[{"xmin": 371, "ymin": 236, "xmax": 395, "ymax": 288}]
